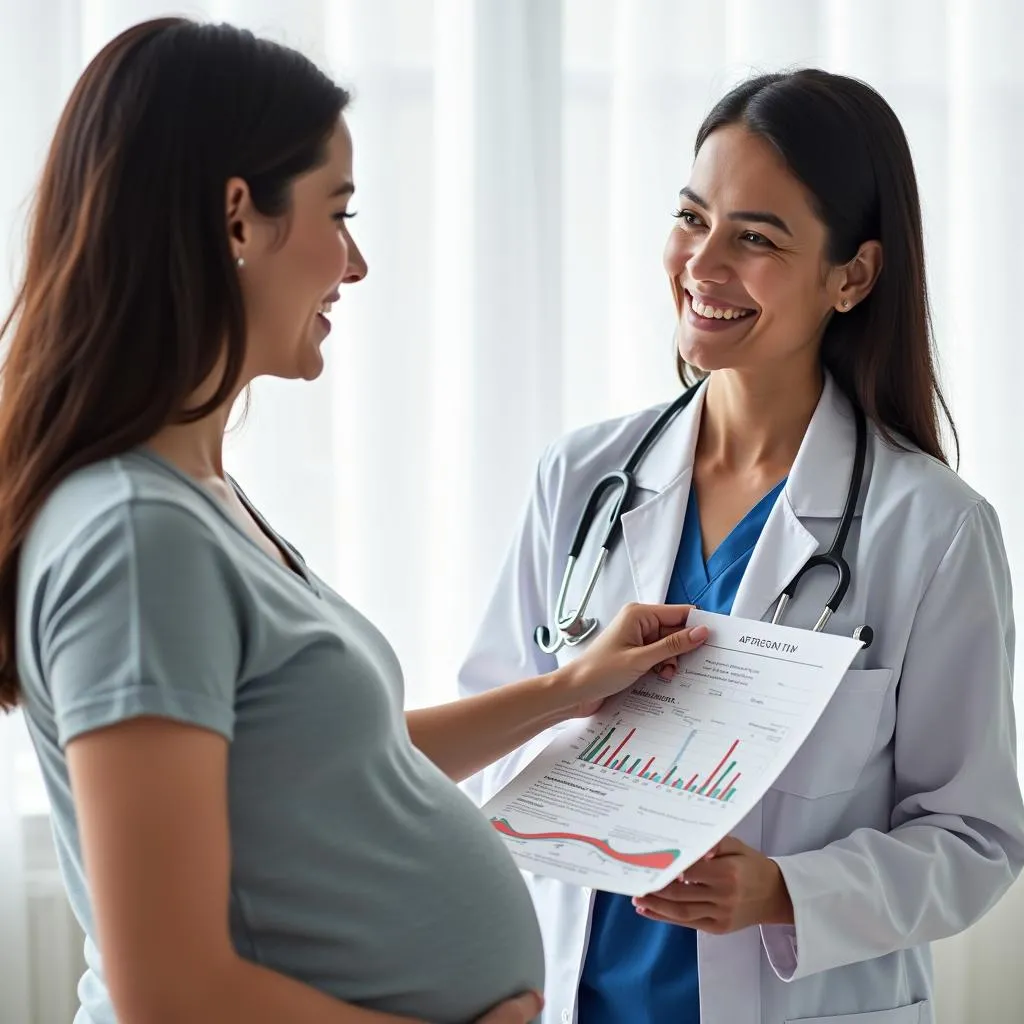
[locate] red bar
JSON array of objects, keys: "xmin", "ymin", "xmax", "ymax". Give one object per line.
[
  {"xmin": 639, "ymin": 757, "xmax": 656, "ymax": 778},
  {"xmin": 595, "ymin": 746, "xmax": 611, "ymax": 764},
  {"xmin": 685, "ymin": 773, "xmax": 699, "ymax": 789},
  {"xmin": 716, "ymin": 773, "xmax": 736, "ymax": 798},
  {"xmin": 699, "ymin": 739, "xmax": 739, "ymax": 794},
  {"xmin": 724, "ymin": 773, "xmax": 741, "ymax": 797},
  {"xmin": 603, "ymin": 727, "xmax": 636, "ymax": 767},
  {"xmin": 662, "ymin": 767, "xmax": 677, "ymax": 786}
]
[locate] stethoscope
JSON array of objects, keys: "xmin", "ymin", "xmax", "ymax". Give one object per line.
[{"xmin": 534, "ymin": 382, "xmax": 875, "ymax": 655}]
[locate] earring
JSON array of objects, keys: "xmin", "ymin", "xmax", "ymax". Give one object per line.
[
  {"xmin": 236, "ymin": 257, "xmax": 245, "ymax": 269},
  {"xmin": 841, "ymin": 299, "xmax": 850, "ymax": 310}
]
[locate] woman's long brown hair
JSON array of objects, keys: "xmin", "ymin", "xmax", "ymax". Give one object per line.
[{"xmin": 0, "ymin": 18, "xmax": 348, "ymax": 709}]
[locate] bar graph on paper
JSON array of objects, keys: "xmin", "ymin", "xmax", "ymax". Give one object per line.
[{"xmin": 577, "ymin": 723, "xmax": 744, "ymax": 801}]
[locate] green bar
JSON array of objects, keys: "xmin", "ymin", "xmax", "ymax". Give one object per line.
[
  {"xmin": 583, "ymin": 726, "xmax": 615, "ymax": 762},
  {"xmin": 725, "ymin": 788, "xmax": 736, "ymax": 801},
  {"xmin": 628, "ymin": 758, "xmax": 642, "ymax": 774},
  {"xmin": 711, "ymin": 788, "xmax": 721, "ymax": 797}
]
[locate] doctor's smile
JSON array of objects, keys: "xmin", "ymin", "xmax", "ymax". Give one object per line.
[{"xmin": 682, "ymin": 289, "xmax": 759, "ymax": 331}]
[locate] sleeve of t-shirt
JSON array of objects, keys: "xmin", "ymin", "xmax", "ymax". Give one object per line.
[{"xmin": 36, "ymin": 500, "xmax": 245, "ymax": 748}]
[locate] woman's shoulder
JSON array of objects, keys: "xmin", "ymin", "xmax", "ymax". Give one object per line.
[{"xmin": 23, "ymin": 451, "xmax": 224, "ymax": 579}]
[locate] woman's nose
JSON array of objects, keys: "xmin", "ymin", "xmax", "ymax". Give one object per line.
[{"xmin": 344, "ymin": 237, "xmax": 368, "ymax": 283}]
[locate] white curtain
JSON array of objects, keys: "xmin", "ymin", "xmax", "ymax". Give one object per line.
[{"xmin": 1, "ymin": 1, "xmax": 1023, "ymax": 1021}]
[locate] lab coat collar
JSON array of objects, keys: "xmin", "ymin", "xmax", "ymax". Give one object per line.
[
  {"xmin": 621, "ymin": 371, "xmax": 862, "ymax": 614},
  {"xmin": 631, "ymin": 372, "xmax": 861, "ymax": 520},
  {"xmin": 784, "ymin": 373, "xmax": 862, "ymax": 519}
]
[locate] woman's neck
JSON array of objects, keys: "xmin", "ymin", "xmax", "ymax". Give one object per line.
[
  {"xmin": 145, "ymin": 379, "xmax": 242, "ymax": 481},
  {"xmin": 146, "ymin": 414, "xmax": 230, "ymax": 481},
  {"xmin": 697, "ymin": 362, "xmax": 823, "ymax": 475}
]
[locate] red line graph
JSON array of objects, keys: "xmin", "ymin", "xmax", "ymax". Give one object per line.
[{"xmin": 491, "ymin": 818, "xmax": 680, "ymax": 869}]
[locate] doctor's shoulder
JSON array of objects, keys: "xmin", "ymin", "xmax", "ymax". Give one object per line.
[
  {"xmin": 533, "ymin": 402, "xmax": 668, "ymax": 512},
  {"xmin": 864, "ymin": 422, "xmax": 1006, "ymax": 564}
]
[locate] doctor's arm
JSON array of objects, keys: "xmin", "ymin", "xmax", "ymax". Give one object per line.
[{"xmin": 760, "ymin": 500, "xmax": 1024, "ymax": 981}]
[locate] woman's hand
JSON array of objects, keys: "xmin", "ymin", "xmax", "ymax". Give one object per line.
[
  {"xmin": 632, "ymin": 836, "xmax": 794, "ymax": 933},
  {"xmin": 559, "ymin": 603, "xmax": 709, "ymax": 717},
  {"xmin": 475, "ymin": 991, "xmax": 544, "ymax": 1023}
]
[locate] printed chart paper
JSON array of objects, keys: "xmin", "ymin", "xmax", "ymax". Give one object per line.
[{"xmin": 482, "ymin": 609, "xmax": 862, "ymax": 895}]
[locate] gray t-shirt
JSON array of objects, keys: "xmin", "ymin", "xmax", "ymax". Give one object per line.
[{"xmin": 16, "ymin": 451, "xmax": 544, "ymax": 1024}]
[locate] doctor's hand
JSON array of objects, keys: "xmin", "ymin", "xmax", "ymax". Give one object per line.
[
  {"xmin": 559, "ymin": 603, "xmax": 710, "ymax": 718},
  {"xmin": 632, "ymin": 836, "xmax": 794, "ymax": 934}
]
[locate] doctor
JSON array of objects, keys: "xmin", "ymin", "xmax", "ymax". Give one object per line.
[{"xmin": 460, "ymin": 69, "xmax": 1024, "ymax": 1024}]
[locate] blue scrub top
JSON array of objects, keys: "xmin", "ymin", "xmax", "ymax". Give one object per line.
[{"xmin": 577, "ymin": 478, "xmax": 786, "ymax": 1024}]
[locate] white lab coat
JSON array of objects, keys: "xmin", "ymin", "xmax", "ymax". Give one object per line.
[{"xmin": 459, "ymin": 374, "xmax": 1024, "ymax": 1024}]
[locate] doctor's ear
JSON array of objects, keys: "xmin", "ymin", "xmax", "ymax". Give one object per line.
[{"xmin": 833, "ymin": 240, "xmax": 883, "ymax": 313}]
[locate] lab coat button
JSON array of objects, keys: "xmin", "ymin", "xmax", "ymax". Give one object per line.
[{"xmin": 561, "ymin": 1011, "xmax": 571, "ymax": 1023}]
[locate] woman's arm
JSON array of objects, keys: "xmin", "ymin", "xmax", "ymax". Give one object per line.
[
  {"xmin": 69, "ymin": 717, "xmax": 540, "ymax": 1024},
  {"xmin": 408, "ymin": 603, "xmax": 708, "ymax": 782}
]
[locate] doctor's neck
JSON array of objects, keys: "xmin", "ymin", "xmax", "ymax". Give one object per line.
[{"xmin": 698, "ymin": 361, "xmax": 823, "ymax": 473}]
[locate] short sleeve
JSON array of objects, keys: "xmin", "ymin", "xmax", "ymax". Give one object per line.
[{"xmin": 36, "ymin": 500, "xmax": 245, "ymax": 747}]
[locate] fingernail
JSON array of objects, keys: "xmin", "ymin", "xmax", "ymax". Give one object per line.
[{"xmin": 688, "ymin": 625, "xmax": 709, "ymax": 643}]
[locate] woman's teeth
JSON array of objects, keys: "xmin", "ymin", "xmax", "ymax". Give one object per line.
[
  {"xmin": 691, "ymin": 297, "xmax": 752, "ymax": 320},
  {"xmin": 319, "ymin": 301, "xmax": 333, "ymax": 315}
]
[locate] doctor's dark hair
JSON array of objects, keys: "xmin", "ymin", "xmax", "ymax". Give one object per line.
[
  {"xmin": 678, "ymin": 69, "xmax": 957, "ymax": 467},
  {"xmin": 0, "ymin": 18, "xmax": 349, "ymax": 709}
]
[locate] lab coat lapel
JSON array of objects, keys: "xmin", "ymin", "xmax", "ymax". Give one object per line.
[
  {"xmin": 730, "ymin": 374, "xmax": 855, "ymax": 622},
  {"xmin": 728, "ymin": 499, "xmax": 818, "ymax": 623},
  {"xmin": 620, "ymin": 471, "xmax": 693, "ymax": 604},
  {"xmin": 619, "ymin": 382, "xmax": 707, "ymax": 604}
]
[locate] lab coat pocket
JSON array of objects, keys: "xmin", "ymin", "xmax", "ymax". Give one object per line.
[
  {"xmin": 771, "ymin": 668, "xmax": 894, "ymax": 800},
  {"xmin": 786, "ymin": 1000, "xmax": 926, "ymax": 1023}
]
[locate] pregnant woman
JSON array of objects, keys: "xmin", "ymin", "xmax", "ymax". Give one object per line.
[{"xmin": 0, "ymin": 18, "xmax": 708, "ymax": 1024}]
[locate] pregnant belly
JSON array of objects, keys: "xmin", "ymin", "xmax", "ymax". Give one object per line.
[
  {"xmin": 246, "ymin": 770, "xmax": 546, "ymax": 1024},
  {"xmin": 373, "ymin": 786, "xmax": 546, "ymax": 1023}
]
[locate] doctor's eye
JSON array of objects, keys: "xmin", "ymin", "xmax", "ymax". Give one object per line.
[
  {"xmin": 673, "ymin": 209, "xmax": 704, "ymax": 228},
  {"xmin": 332, "ymin": 211, "xmax": 357, "ymax": 225}
]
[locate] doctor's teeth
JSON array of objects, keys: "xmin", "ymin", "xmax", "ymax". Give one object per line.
[{"xmin": 693, "ymin": 300, "xmax": 750, "ymax": 320}]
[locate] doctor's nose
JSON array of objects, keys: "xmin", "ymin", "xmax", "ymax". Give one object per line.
[{"xmin": 686, "ymin": 236, "xmax": 732, "ymax": 287}]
